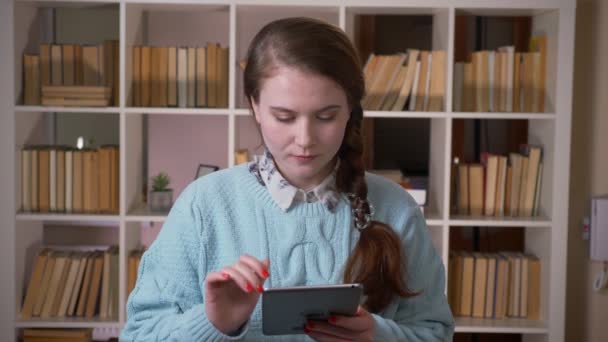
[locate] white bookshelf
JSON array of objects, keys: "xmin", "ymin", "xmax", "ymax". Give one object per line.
[{"xmin": 1, "ymin": 0, "xmax": 576, "ymax": 341}]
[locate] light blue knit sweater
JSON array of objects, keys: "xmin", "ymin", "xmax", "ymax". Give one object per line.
[{"xmin": 120, "ymin": 164, "xmax": 454, "ymax": 341}]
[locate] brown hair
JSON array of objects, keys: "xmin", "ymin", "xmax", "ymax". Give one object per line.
[{"xmin": 244, "ymin": 17, "xmax": 419, "ymax": 313}]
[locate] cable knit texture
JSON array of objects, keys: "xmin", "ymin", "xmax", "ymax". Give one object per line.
[{"xmin": 120, "ymin": 164, "xmax": 454, "ymax": 341}]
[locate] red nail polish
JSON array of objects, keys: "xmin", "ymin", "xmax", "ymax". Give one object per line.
[
  {"xmin": 257, "ymin": 285, "xmax": 264, "ymax": 293},
  {"xmin": 246, "ymin": 283, "xmax": 253, "ymax": 292},
  {"xmin": 221, "ymin": 272, "xmax": 230, "ymax": 279},
  {"xmin": 261, "ymin": 269, "xmax": 270, "ymax": 278},
  {"xmin": 307, "ymin": 321, "xmax": 315, "ymax": 329},
  {"xmin": 329, "ymin": 316, "xmax": 337, "ymax": 323},
  {"xmin": 304, "ymin": 327, "xmax": 311, "ymax": 333}
]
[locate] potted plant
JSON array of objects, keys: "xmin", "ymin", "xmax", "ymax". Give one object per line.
[{"xmin": 148, "ymin": 172, "xmax": 173, "ymax": 212}]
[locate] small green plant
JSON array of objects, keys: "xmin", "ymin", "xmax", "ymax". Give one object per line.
[{"xmin": 151, "ymin": 172, "xmax": 171, "ymax": 192}]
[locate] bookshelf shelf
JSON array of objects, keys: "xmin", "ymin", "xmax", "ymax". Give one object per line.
[
  {"xmin": 234, "ymin": 109, "xmax": 251, "ymax": 116},
  {"xmin": 364, "ymin": 111, "xmax": 449, "ymax": 119},
  {"xmin": 16, "ymin": 212, "xmax": 121, "ymax": 222},
  {"xmin": 16, "ymin": 0, "xmax": 119, "ymax": 6},
  {"xmin": 450, "ymin": 112, "xmax": 556, "ymax": 120},
  {"xmin": 124, "ymin": 107, "xmax": 231, "ymax": 116},
  {"xmin": 125, "ymin": 203, "xmax": 168, "ymax": 222},
  {"xmin": 15, "ymin": 318, "xmax": 121, "ymax": 329},
  {"xmin": 2, "ymin": 0, "xmax": 575, "ymax": 340},
  {"xmin": 454, "ymin": 317, "xmax": 548, "ymax": 334},
  {"xmin": 14, "ymin": 106, "xmax": 120, "ymax": 114},
  {"xmin": 123, "ymin": 208, "xmax": 445, "ymax": 226},
  {"xmin": 448, "ymin": 215, "xmax": 552, "ymax": 228}
]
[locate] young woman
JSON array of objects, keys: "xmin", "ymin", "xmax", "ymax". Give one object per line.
[{"xmin": 121, "ymin": 17, "xmax": 454, "ymax": 341}]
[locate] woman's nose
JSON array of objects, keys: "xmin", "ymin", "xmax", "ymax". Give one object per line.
[{"xmin": 294, "ymin": 120, "xmax": 314, "ymax": 148}]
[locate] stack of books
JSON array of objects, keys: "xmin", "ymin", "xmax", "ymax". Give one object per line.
[
  {"xmin": 41, "ymin": 85, "xmax": 112, "ymax": 107},
  {"xmin": 23, "ymin": 328, "xmax": 92, "ymax": 342}
]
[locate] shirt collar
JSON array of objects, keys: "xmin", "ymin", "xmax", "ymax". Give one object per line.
[{"xmin": 248, "ymin": 149, "xmax": 341, "ymax": 212}]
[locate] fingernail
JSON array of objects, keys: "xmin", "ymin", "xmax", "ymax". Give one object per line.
[
  {"xmin": 304, "ymin": 327, "xmax": 311, "ymax": 333},
  {"xmin": 257, "ymin": 285, "xmax": 264, "ymax": 293},
  {"xmin": 329, "ymin": 316, "xmax": 337, "ymax": 323},
  {"xmin": 221, "ymin": 272, "xmax": 230, "ymax": 279},
  {"xmin": 307, "ymin": 321, "xmax": 315, "ymax": 329},
  {"xmin": 246, "ymin": 283, "xmax": 253, "ymax": 292},
  {"xmin": 261, "ymin": 269, "xmax": 270, "ymax": 278}
]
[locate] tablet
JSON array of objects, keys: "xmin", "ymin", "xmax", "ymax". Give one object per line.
[{"xmin": 262, "ymin": 283, "xmax": 363, "ymax": 336}]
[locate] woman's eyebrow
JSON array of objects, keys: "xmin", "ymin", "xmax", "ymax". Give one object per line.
[{"xmin": 269, "ymin": 104, "xmax": 341, "ymax": 114}]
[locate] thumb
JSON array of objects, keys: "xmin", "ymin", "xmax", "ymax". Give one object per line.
[
  {"xmin": 262, "ymin": 259, "xmax": 270, "ymax": 268},
  {"xmin": 356, "ymin": 305, "xmax": 366, "ymax": 315}
]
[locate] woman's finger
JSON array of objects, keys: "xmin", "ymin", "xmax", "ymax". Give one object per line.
[
  {"xmin": 306, "ymin": 321, "xmax": 355, "ymax": 340},
  {"xmin": 205, "ymin": 271, "xmax": 233, "ymax": 288},
  {"xmin": 327, "ymin": 306, "xmax": 372, "ymax": 332},
  {"xmin": 221, "ymin": 265, "xmax": 256, "ymax": 293},
  {"xmin": 233, "ymin": 261, "xmax": 265, "ymax": 293},
  {"xmin": 239, "ymin": 254, "xmax": 271, "ymax": 280},
  {"xmin": 306, "ymin": 329, "xmax": 354, "ymax": 342}
]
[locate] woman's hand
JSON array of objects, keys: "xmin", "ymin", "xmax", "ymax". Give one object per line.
[
  {"xmin": 205, "ymin": 254, "xmax": 270, "ymax": 335},
  {"xmin": 305, "ymin": 306, "xmax": 375, "ymax": 341}
]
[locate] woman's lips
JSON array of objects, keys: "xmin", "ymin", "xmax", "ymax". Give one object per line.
[{"xmin": 293, "ymin": 155, "xmax": 316, "ymax": 162}]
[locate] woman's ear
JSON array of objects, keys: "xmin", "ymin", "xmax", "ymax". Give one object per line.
[{"xmin": 250, "ymin": 97, "xmax": 261, "ymax": 125}]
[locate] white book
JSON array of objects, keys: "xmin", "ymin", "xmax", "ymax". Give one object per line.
[
  {"xmin": 177, "ymin": 48, "xmax": 187, "ymax": 108},
  {"xmin": 488, "ymin": 51, "xmax": 495, "ymax": 112},
  {"xmin": 533, "ymin": 163, "xmax": 543, "ymax": 216},
  {"xmin": 21, "ymin": 149, "xmax": 31, "ymax": 212},
  {"xmin": 408, "ymin": 61, "xmax": 421, "ymax": 111},
  {"xmin": 65, "ymin": 150, "xmax": 73, "ymax": 213},
  {"xmin": 453, "ymin": 62, "xmax": 465, "ymax": 112},
  {"xmin": 406, "ymin": 189, "xmax": 427, "ymax": 207},
  {"xmin": 496, "ymin": 156, "xmax": 507, "ymax": 216},
  {"xmin": 31, "ymin": 150, "xmax": 38, "ymax": 211},
  {"xmin": 49, "ymin": 148, "xmax": 56, "ymax": 211},
  {"xmin": 422, "ymin": 53, "xmax": 432, "ymax": 111}
]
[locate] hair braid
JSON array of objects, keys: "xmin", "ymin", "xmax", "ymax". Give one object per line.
[{"xmin": 337, "ymin": 104, "xmax": 419, "ymax": 313}]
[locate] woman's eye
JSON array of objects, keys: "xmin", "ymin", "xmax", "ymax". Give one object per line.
[
  {"xmin": 317, "ymin": 114, "xmax": 336, "ymax": 121},
  {"xmin": 275, "ymin": 116, "xmax": 295, "ymax": 122}
]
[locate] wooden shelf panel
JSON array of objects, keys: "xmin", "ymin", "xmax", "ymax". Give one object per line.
[
  {"xmin": 449, "ymin": 215, "xmax": 551, "ymax": 227},
  {"xmin": 15, "ymin": 317, "xmax": 120, "ymax": 329},
  {"xmin": 455, "ymin": 317, "xmax": 548, "ymax": 334}
]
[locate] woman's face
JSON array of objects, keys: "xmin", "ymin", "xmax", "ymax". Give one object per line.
[{"xmin": 251, "ymin": 65, "xmax": 350, "ymax": 190}]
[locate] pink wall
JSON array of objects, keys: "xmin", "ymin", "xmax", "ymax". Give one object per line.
[{"xmin": 148, "ymin": 115, "xmax": 228, "ymax": 199}]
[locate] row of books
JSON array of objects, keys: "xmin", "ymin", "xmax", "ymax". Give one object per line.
[
  {"xmin": 23, "ymin": 41, "xmax": 119, "ymax": 106},
  {"xmin": 20, "ymin": 145, "xmax": 119, "ymax": 214},
  {"xmin": 453, "ymin": 145, "xmax": 543, "ymax": 217},
  {"xmin": 131, "ymin": 43, "xmax": 228, "ymax": 108},
  {"xmin": 362, "ymin": 49, "xmax": 446, "ymax": 112},
  {"xmin": 127, "ymin": 248, "xmax": 145, "ymax": 295},
  {"xmin": 22, "ymin": 328, "xmax": 93, "ymax": 342},
  {"xmin": 20, "ymin": 247, "xmax": 119, "ymax": 320},
  {"xmin": 453, "ymin": 35, "xmax": 547, "ymax": 113},
  {"xmin": 448, "ymin": 252, "xmax": 541, "ymax": 320}
]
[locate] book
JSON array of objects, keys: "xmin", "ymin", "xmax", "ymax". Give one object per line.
[{"xmin": 20, "ymin": 249, "xmax": 51, "ymax": 319}]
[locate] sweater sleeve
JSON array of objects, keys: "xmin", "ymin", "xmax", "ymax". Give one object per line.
[
  {"xmin": 372, "ymin": 205, "xmax": 455, "ymax": 341},
  {"xmin": 119, "ymin": 183, "xmax": 249, "ymax": 341}
]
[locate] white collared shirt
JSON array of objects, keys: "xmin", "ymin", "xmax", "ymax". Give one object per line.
[{"xmin": 248, "ymin": 149, "xmax": 341, "ymax": 212}]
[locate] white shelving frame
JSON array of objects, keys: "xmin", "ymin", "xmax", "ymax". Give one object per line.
[{"xmin": 1, "ymin": 0, "xmax": 576, "ymax": 341}]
